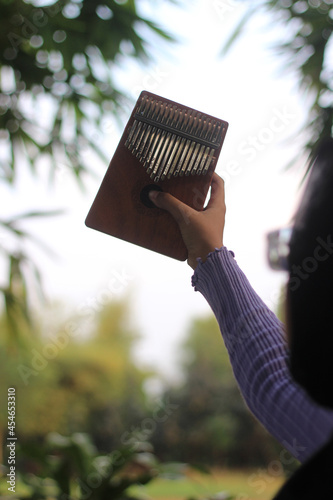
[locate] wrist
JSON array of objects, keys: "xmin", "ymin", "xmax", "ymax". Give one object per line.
[{"xmin": 188, "ymin": 243, "xmax": 223, "ymax": 269}]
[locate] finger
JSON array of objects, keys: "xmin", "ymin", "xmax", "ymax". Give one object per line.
[
  {"xmin": 148, "ymin": 190, "xmax": 193, "ymax": 225},
  {"xmin": 205, "ymin": 173, "xmax": 225, "ymax": 211}
]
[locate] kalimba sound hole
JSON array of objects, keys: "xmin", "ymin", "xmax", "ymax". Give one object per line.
[{"xmin": 140, "ymin": 184, "xmax": 163, "ymax": 208}]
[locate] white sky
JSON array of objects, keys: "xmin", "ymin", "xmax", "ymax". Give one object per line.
[{"xmin": 1, "ymin": 0, "xmax": 311, "ymax": 383}]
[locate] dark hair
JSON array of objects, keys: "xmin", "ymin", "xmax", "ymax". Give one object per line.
[{"xmin": 287, "ymin": 138, "xmax": 333, "ymax": 408}]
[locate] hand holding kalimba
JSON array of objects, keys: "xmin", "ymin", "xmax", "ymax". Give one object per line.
[{"xmin": 148, "ymin": 173, "xmax": 226, "ymax": 269}]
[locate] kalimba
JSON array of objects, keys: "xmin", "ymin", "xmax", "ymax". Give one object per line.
[{"xmin": 85, "ymin": 91, "xmax": 228, "ymax": 260}]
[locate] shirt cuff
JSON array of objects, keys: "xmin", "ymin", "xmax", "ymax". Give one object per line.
[{"xmin": 191, "ymin": 246, "xmax": 235, "ymax": 290}]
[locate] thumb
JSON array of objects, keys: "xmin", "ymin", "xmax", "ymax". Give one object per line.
[{"xmin": 148, "ymin": 189, "xmax": 192, "ymax": 225}]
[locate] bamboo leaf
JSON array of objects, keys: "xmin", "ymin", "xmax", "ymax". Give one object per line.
[
  {"xmin": 220, "ymin": 7, "xmax": 256, "ymax": 56},
  {"xmin": 4, "ymin": 209, "xmax": 65, "ymax": 224}
]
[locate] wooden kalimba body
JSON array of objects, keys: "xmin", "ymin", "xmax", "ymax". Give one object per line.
[{"xmin": 85, "ymin": 91, "xmax": 228, "ymax": 260}]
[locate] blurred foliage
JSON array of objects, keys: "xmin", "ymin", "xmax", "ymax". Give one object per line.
[
  {"xmin": 2, "ymin": 429, "xmax": 235, "ymax": 500},
  {"xmin": 224, "ymin": 0, "xmax": 333, "ymax": 164},
  {"xmin": 1, "ymin": 300, "xmax": 244, "ymax": 498},
  {"xmin": 0, "ymin": 0, "xmax": 175, "ymax": 184},
  {"xmin": 0, "ymin": 430, "xmax": 178, "ymax": 499},
  {"xmin": 0, "ymin": 300, "xmax": 289, "ymax": 476},
  {"xmin": 150, "ymin": 315, "xmax": 285, "ymax": 468},
  {"xmin": 0, "ymin": 0, "xmax": 177, "ymax": 336},
  {"xmin": 0, "ymin": 208, "xmax": 64, "ymax": 341},
  {"xmin": 0, "ymin": 299, "xmax": 152, "ymax": 448}
]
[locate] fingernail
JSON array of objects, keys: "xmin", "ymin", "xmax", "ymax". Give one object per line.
[{"xmin": 148, "ymin": 190, "xmax": 158, "ymax": 201}]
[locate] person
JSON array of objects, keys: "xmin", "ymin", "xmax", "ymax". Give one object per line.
[{"xmin": 148, "ymin": 138, "xmax": 333, "ymax": 497}]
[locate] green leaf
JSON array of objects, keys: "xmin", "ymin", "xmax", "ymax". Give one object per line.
[{"xmin": 220, "ymin": 7, "xmax": 256, "ymax": 56}]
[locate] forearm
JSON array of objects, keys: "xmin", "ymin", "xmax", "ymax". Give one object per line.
[{"xmin": 192, "ymin": 247, "xmax": 333, "ymax": 463}]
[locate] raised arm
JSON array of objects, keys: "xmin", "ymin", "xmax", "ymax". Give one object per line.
[{"xmin": 149, "ymin": 174, "xmax": 333, "ymax": 462}]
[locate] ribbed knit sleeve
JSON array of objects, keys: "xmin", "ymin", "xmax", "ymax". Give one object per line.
[{"xmin": 192, "ymin": 246, "xmax": 333, "ymax": 463}]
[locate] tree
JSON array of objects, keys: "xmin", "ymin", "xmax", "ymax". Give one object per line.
[
  {"xmin": 0, "ymin": 0, "xmax": 175, "ymax": 183},
  {"xmin": 223, "ymin": 0, "xmax": 333, "ymax": 165},
  {"xmin": 150, "ymin": 315, "xmax": 282, "ymax": 467},
  {"xmin": 0, "ymin": 0, "xmax": 176, "ymax": 334},
  {"xmin": 0, "ymin": 298, "xmax": 152, "ymax": 450}
]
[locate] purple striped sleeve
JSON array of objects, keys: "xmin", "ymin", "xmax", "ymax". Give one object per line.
[{"xmin": 192, "ymin": 246, "xmax": 333, "ymax": 463}]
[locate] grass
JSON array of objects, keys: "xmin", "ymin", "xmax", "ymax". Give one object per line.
[
  {"xmin": 0, "ymin": 467, "xmax": 286, "ymax": 499},
  {"xmin": 130, "ymin": 467, "xmax": 286, "ymax": 500}
]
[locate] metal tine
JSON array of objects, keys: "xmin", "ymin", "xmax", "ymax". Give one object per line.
[
  {"xmin": 147, "ymin": 104, "xmax": 172, "ymax": 175},
  {"xmin": 199, "ymin": 121, "xmax": 222, "ymax": 175},
  {"xmin": 196, "ymin": 146, "xmax": 211, "ymax": 175},
  {"xmin": 161, "ymin": 108, "xmax": 183, "ymax": 180},
  {"xmin": 174, "ymin": 110, "xmax": 195, "ymax": 176},
  {"xmin": 136, "ymin": 97, "xmax": 156, "ymax": 161},
  {"xmin": 191, "ymin": 143, "xmax": 206, "ymax": 175},
  {"xmin": 191, "ymin": 117, "xmax": 209, "ymax": 175},
  {"xmin": 136, "ymin": 98, "xmax": 157, "ymax": 159},
  {"xmin": 197, "ymin": 119, "xmax": 221, "ymax": 175},
  {"xmin": 168, "ymin": 137, "xmax": 186, "ymax": 178},
  {"xmin": 125, "ymin": 120, "xmax": 138, "ymax": 149},
  {"xmin": 135, "ymin": 124, "xmax": 147, "ymax": 155},
  {"xmin": 131, "ymin": 121, "xmax": 144, "ymax": 154},
  {"xmin": 126, "ymin": 96, "xmax": 225, "ymax": 180},
  {"xmin": 199, "ymin": 116, "xmax": 210, "ymax": 141},
  {"xmin": 180, "ymin": 140, "xmax": 195, "ymax": 176},
  {"xmin": 125, "ymin": 95, "xmax": 148, "ymax": 149},
  {"xmin": 167, "ymin": 109, "xmax": 189, "ymax": 178},
  {"xmin": 196, "ymin": 119, "xmax": 223, "ymax": 175},
  {"xmin": 194, "ymin": 119, "xmax": 214, "ymax": 175},
  {"xmin": 206, "ymin": 119, "xmax": 217, "ymax": 142},
  {"xmin": 143, "ymin": 131, "xmax": 162, "ymax": 168},
  {"xmin": 140, "ymin": 100, "xmax": 163, "ymax": 163},
  {"xmin": 148, "ymin": 103, "xmax": 173, "ymax": 174},
  {"xmin": 154, "ymin": 105, "xmax": 179, "ymax": 179},
  {"xmin": 145, "ymin": 101, "xmax": 169, "ymax": 171},
  {"xmin": 151, "ymin": 105, "xmax": 177, "ymax": 181},
  {"xmin": 185, "ymin": 141, "xmax": 201, "ymax": 176},
  {"xmin": 193, "ymin": 119, "xmax": 212, "ymax": 170},
  {"xmin": 178, "ymin": 110, "xmax": 201, "ymax": 176},
  {"xmin": 202, "ymin": 148, "xmax": 215, "ymax": 175},
  {"xmin": 203, "ymin": 119, "xmax": 213, "ymax": 140},
  {"xmin": 144, "ymin": 102, "xmax": 166, "ymax": 168},
  {"xmin": 129, "ymin": 98, "xmax": 150, "ymax": 154},
  {"xmin": 180, "ymin": 112, "xmax": 200, "ymax": 176},
  {"xmin": 191, "ymin": 112, "xmax": 203, "ymax": 140},
  {"xmin": 183, "ymin": 113, "xmax": 204, "ymax": 176},
  {"xmin": 212, "ymin": 121, "xmax": 223, "ymax": 145},
  {"xmin": 132, "ymin": 97, "xmax": 155, "ymax": 155}
]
